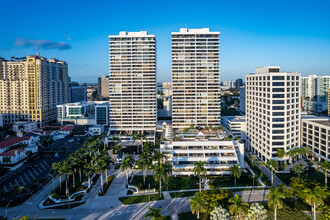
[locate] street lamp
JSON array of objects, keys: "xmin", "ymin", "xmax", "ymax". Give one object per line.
[
  {"xmin": 48, "ymin": 174, "xmax": 54, "ymax": 189},
  {"xmin": 6, "ymin": 200, "xmax": 12, "ymax": 216},
  {"xmin": 148, "ymin": 184, "xmax": 150, "ymax": 202}
]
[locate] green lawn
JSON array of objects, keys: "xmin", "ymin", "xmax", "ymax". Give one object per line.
[
  {"xmin": 170, "ymin": 191, "xmax": 198, "ymax": 198},
  {"xmin": 209, "ymin": 171, "xmax": 261, "ymax": 188},
  {"xmin": 129, "ymin": 175, "xmax": 199, "ymax": 191},
  {"xmin": 276, "ymin": 167, "xmax": 330, "ymax": 185},
  {"xmin": 118, "ymin": 194, "xmax": 164, "ymax": 205}
]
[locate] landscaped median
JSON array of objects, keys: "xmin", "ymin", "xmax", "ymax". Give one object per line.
[
  {"xmin": 119, "ymin": 193, "xmax": 164, "ymax": 205},
  {"xmin": 50, "ymin": 174, "xmax": 87, "ymax": 200},
  {"xmin": 98, "ymin": 175, "xmax": 115, "ymax": 196},
  {"xmin": 128, "ymin": 175, "xmax": 199, "ymax": 191}
]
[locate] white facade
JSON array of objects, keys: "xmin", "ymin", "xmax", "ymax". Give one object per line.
[
  {"xmin": 222, "ymin": 80, "xmax": 235, "ymax": 89},
  {"xmin": 13, "ymin": 121, "xmax": 38, "ymax": 133},
  {"xmin": 57, "ymin": 101, "xmax": 109, "ymax": 126},
  {"xmin": 246, "ymin": 66, "xmax": 301, "ymax": 161},
  {"xmin": 109, "ymin": 31, "xmax": 156, "ymax": 136},
  {"xmin": 88, "ymin": 126, "xmax": 104, "ymax": 136},
  {"xmin": 301, "ymin": 118, "xmax": 330, "ymax": 162},
  {"xmin": 301, "ymin": 75, "xmax": 330, "ymax": 113},
  {"xmin": 172, "ymin": 28, "xmax": 220, "ymax": 128},
  {"xmin": 223, "ymin": 116, "xmax": 246, "ymax": 141},
  {"xmin": 160, "ymin": 125, "xmax": 244, "ymax": 176}
]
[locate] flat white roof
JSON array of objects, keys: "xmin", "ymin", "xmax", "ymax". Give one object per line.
[
  {"xmin": 109, "ymin": 31, "xmax": 155, "ymax": 38},
  {"xmin": 172, "ymin": 28, "xmax": 220, "ymax": 35}
]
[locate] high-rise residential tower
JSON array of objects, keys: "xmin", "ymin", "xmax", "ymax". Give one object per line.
[
  {"xmin": 98, "ymin": 75, "xmax": 110, "ymax": 98},
  {"xmin": 172, "ymin": 28, "xmax": 220, "ymax": 128},
  {"xmin": 0, "ymin": 54, "xmax": 69, "ymax": 126},
  {"xmin": 108, "ymin": 31, "xmax": 156, "ymax": 138},
  {"xmin": 300, "ymin": 75, "xmax": 330, "ymax": 113},
  {"xmin": 246, "ymin": 66, "xmax": 300, "ymax": 162}
]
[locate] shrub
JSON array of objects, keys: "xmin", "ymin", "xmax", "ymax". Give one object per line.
[{"xmin": 210, "ymin": 205, "xmax": 230, "ymax": 220}]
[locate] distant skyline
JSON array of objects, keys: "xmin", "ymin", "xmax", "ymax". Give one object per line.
[{"xmin": 1, "ymin": 0, "xmax": 330, "ymax": 83}]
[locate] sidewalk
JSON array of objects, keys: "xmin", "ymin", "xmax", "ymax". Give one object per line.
[
  {"xmin": 245, "ymin": 152, "xmax": 283, "ymax": 186},
  {"xmin": 245, "ymin": 161, "xmax": 265, "ymax": 186}
]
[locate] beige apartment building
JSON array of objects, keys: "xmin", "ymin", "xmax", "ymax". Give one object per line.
[
  {"xmin": 171, "ymin": 28, "xmax": 221, "ymax": 128},
  {"xmin": 108, "ymin": 31, "xmax": 156, "ymax": 138},
  {"xmin": 0, "ymin": 54, "xmax": 69, "ymax": 126},
  {"xmin": 98, "ymin": 75, "xmax": 110, "ymax": 98}
]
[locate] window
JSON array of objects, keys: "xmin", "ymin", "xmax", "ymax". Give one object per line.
[{"xmin": 272, "ymin": 76, "xmax": 284, "ymax": 80}]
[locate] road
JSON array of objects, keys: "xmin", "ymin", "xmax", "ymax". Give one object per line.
[{"xmin": 0, "ymin": 166, "xmax": 269, "ymax": 220}]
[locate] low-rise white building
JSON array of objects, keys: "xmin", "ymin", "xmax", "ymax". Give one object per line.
[
  {"xmin": 0, "ymin": 135, "xmax": 38, "ymax": 164},
  {"xmin": 13, "ymin": 121, "xmax": 38, "ymax": 133},
  {"xmin": 160, "ymin": 126, "xmax": 244, "ymax": 176},
  {"xmin": 222, "ymin": 116, "xmax": 246, "ymax": 141},
  {"xmin": 57, "ymin": 101, "xmax": 109, "ymax": 126},
  {"xmin": 88, "ymin": 126, "xmax": 104, "ymax": 136}
]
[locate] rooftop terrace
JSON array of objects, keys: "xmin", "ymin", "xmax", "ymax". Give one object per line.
[{"xmin": 172, "ymin": 127, "xmax": 230, "ymax": 142}]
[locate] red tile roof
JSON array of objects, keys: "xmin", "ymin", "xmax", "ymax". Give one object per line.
[
  {"xmin": 0, "ymin": 148, "xmax": 26, "ymax": 157},
  {"xmin": 59, "ymin": 126, "xmax": 74, "ymax": 132},
  {"xmin": 34, "ymin": 130, "xmax": 54, "ymax": 135},
  {"xmin": 0, "ymin": 136, "xmax": 31, "ymax": 150}
]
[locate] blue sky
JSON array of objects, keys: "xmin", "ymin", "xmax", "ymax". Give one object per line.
[{"xmin": 1, "ymin": 0, "xmax": 330, "ymax": 83}]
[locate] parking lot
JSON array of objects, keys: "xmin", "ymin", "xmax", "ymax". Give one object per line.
[
  {"xmin": 0, "ymin": 155, "xmax": 59, "ymax": 192},
  {"xmin": 0, "ymin": 136, "xmax": 87, "ymax": 192}
]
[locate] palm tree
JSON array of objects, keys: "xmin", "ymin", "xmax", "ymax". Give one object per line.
[
  {"xmin": 251, "ymin": 155, "xmax": 257, "ymax": 163},
  {"xmin": 100, "ymin": 132, "xmax": 108, "ymax": 150},
  {"xmin": 153, "ymin": 163, "xmax": 166, "ymax": 196},
  {"xmin": 257, "ymin": 160, "xmax": 265, "ymax": 167},
  {"xmin": 266, "ymin": 187, "xmax": 286, "ymax": 220},
  {"xmin": 96, "ymin": 159, "xmax": 107, "ymax": 192},
  {"xmin": 113, "ymin": 144, "xmax": 122, "ymax": 154},
  {"xmin": 103, "ymin": 155, "xmax": 112, "ymax": 184},
  {"xmin": 110, "ymin": 136, "xmax": 120, "ymax": 147},
  {"xmin": 190, "ymin": 192, "xmax": 205, "ymax": 219},
  {"xmin": 193, "ymin": 161, "xmax": 207, "ymax": 192},
  {"xmin": 286, "ymin": 149, "xmax": 296, "ymax": 164},
  {"xmin": 152, "ymin": 151, "xmax": 168, "ymax": 165},
  {"xmin": 303, "ymin": 147, "xmax": 313, "ymax": 159},
  {"xmin": 163, "ymin": 162, "xmax": 172, "ymax": 190},
  {"xmin": 52, "ymin": 162, "xmax": 64, "ymax": 191},
  {"xmin": 304, "ymin": 185, "xmax": 327, "ymax": 220},
  {"xmin": 319, "ymin": 160, "xmax": 330, "ymax": 187},
  {"xmin": 228, "ymin": 194, "xmax": 249, "ymax": 219},
  {"xmin": 62, "ymin": 161, "xmax": 73, "ymax": 195},
  {"xmin": 120, "ymin": 156, "xmax": 135, "ymax": 184},
  {"xmin": 132, "ymin": 133, "xmax": 146, "ymax": 153},
  {"xmin": 277, "ymin": 149, "xmax": 286, "ymax": 166},
  {"xmin": 76, "ymin": 155, "xmax": 84, "ymax": 183},
  {"xmin": 230, "ymin": 165, "xmax": 242, "ymax": 187},
  {"xmin": 292, "ymin": 164, "xmax": 304, "ymax": 178},
  {"xmin": 266, "ymin": 160, "xmax": 279, "ymax": 186},
  {"xmin": 85, "ymin": 163, "xmax": 95, "ymax": 189},
  {"xmin": 143, "ymin": 206, "xmax": 163, "ymax": 220},
  {"xmin": 137, "ymin": 154, "xmax": 151, "ymax": 185}
]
